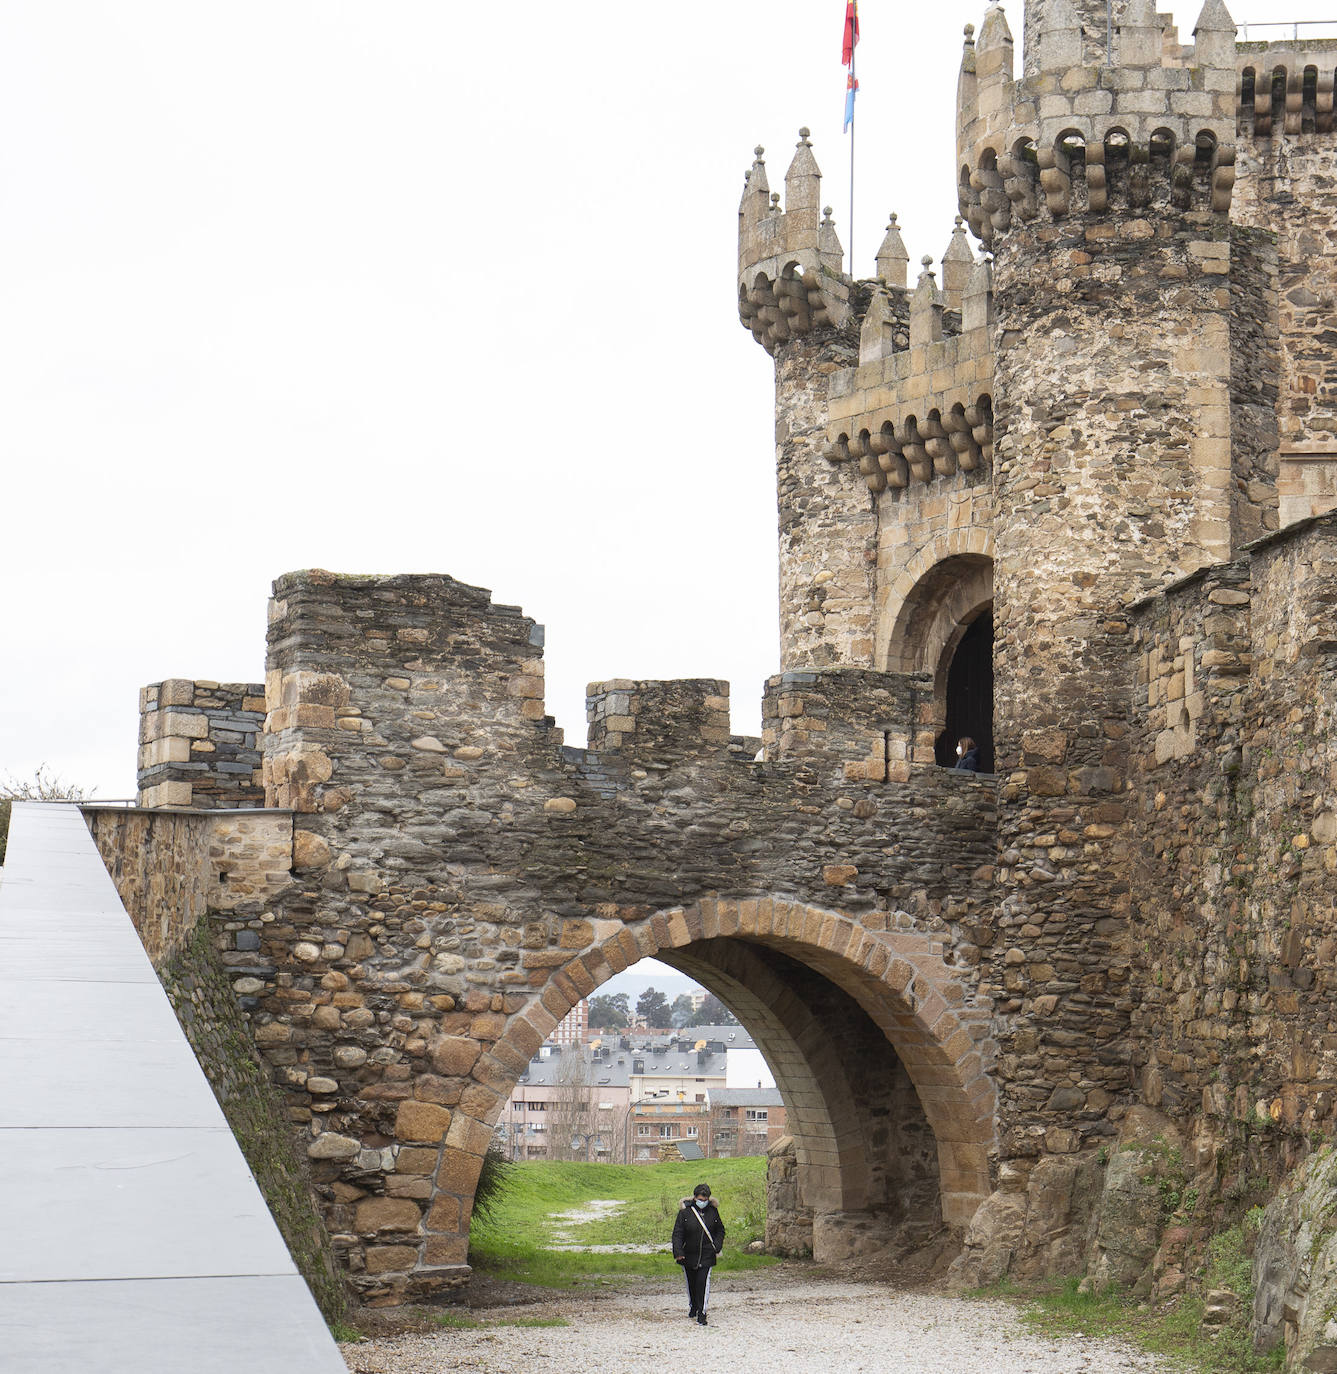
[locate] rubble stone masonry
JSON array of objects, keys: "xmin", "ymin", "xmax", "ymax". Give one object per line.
[
  {"xmin": 252, "ymin": 569, "xmax": 999, "ymax": 1300},
  {"xmin": 100, "ymin": 2, "xmax": 1337, "ymax": 1325},
  {"xmin": 1128, "ymin": 512, "xmax": 1337, "ymax": 1157}
]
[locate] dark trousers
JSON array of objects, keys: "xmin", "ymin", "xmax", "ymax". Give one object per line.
[{"xmin": 683, "ymin": 1262, "xmax": 712, "ymax": 1313}]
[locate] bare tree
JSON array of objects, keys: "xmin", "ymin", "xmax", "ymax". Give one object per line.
[
  {"xmin": 0, "ymin": 765, "xmax": 94, "ymax": 865},
  {"xmin": 1, "ymin": 764, "xmax": 94, "ymax": 801},
  {"xmin": 548, "ymin": 1047, "xmax": 596, "ymax": 1162}
]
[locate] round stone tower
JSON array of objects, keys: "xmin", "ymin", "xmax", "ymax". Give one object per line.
[
  {"xmin": 957, "ymin": 0, "xmax": 1273, "ymax": 1159},
  {"xmin": 737, "ymin": 134, "xmax": 877, "ymax": 671}
]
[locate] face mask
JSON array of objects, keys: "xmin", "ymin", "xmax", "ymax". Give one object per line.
[
  {"xmin": 957, "ymin": 745, "xmax": 963, "ymax": 756},
  {"xmin": 695, "ymin": 1198, "xmax": 708, "ymax": 1209}
]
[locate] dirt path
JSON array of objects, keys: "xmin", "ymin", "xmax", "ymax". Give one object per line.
[{"xmin": 340, "ymin": 1268, "xmax": 1174, "ymax": 1374}]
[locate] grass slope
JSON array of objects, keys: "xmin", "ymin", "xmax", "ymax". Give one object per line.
[{"xmin": 468, "ymin": 1156, "xmax": 777, "ymax": 1287}]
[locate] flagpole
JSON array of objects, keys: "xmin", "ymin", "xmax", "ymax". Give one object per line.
[{"xmin": 849, "ymin": 40, "xmax": 856, "ymax": 275}]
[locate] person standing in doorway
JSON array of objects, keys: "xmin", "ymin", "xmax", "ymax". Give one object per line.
[
  {"xmin": 672, "ymin": 1183, "xmax": 725, "ymax": 1325},
  {"xmin": 954, "ymin": 736, "xmax": 981, "ymax": 772}
]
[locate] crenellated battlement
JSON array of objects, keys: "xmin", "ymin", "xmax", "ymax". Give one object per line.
[
  {"xmin": 1237, "ymin": 40, "xmax": 1337, "ymax": 138},
  {"xmin": 585, "ymin": 678, "xmax": 734, "ymax": 762},
  {"xmin": 957, "ymin": 0, "xmax": 1239, "ymax": 238},
  {"xmin": 825, "ymin": 242, "xmax": 995, "ymax": 497},
  {"xmin": 738, "ymin": 131, "xmax": 852, "ymax": 353}
]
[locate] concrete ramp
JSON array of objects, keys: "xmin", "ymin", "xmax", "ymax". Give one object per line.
[{"xmin": 0, "ymin": 803, "xmax": 346, "ymax": 1374}]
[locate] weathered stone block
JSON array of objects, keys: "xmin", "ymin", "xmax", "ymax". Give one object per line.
[{"xmin": 394, "ymin": 1102, "xmax": 452, "ymax": 1144}]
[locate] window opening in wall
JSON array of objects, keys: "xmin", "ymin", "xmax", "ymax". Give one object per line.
[{"xmin": 935, "ymin": 608, "xmax": 994, "ymax": 772}]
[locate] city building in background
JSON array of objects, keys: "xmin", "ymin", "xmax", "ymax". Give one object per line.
[{"xmin": 497, "ymin": 1018, "xmax": 778, "ymax": 1162}]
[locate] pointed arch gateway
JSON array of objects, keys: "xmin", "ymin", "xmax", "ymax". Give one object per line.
[{"xmin": 435, "ymin": 897, "xmax": 997, "ymax": 1269}]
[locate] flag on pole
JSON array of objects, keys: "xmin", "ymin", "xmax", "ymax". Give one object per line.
[
  {"xmin": 842, "ymin": 1, "xmax": 860, "ymax": 132},
  {"xmin": 842, "ymin": 0, "xmax": 860, "ymax": 66}
]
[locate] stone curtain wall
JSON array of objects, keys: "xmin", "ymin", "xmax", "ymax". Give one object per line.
[
  {"xmin": 85, "ymin": 808, "xmax": 215, "ymax": 967},
  {"xmin": 1126, "ymin": 512, "xmax": 1337, "ymax": 1176},
  {"xmin": 252, "ymin": 569, "xmax": 999, "ymax": 1300},
  {"xmin": 85, "ymin": 807, "xmax": 294, "ymax": 965},
  {"xmin": 138, "ymin": 679, "xmax": 267, "ymax": 809},
  {"xmin": 1234, "ymin": 66, "xmax": 1337, "ymax": 527}
]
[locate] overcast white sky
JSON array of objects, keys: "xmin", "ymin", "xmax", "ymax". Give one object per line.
[{"xmin": 0, "ymin": 0, "xmax": 1321, "ymax": 797}]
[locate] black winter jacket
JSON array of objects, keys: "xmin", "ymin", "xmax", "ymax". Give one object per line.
[{"xmin": 672, "ymin": 1199, "xmax": 726, "ymax": 1269}]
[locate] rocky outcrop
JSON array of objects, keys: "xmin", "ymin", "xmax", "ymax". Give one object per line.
[
  {"xmin": 948, "ymin": 1152, "xmax": 1102, "ymax": 1288},
  {"xmin": 1253, "ymin": 1149, "xmax": 1337, "ymax": 1372},
  {"xmin": 1085, "ymin": 1110, "xmax": 1185, "ymax": 1295}
]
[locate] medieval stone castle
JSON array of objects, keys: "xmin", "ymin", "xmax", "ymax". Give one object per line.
[{"xmin": 76, "ymin": 0, "xmax": 1337, "ymax": 1361}]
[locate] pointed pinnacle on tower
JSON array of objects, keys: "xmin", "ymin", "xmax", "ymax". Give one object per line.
[
  {"xmin": 740, "ymin": 146, "xmax": 770, "ymax": 229},
  {"xmin": 1192, "ymin": 0, "xmax": 1236, "ymax": 67},
  {"xmin": 941, "ymin": 216, "xmax": 974, "ymax": 310},
  {"xmin": 876, "ymin": 213, "xmax": 909, "ymax": 289},
  {"xmin": 962, "ymin": 254, "xmax": 993, "ymax": 333},
  {"xmin": 910, "ymin": 255, "xmax": 944, "ymax": 347},
  {"xmin": 859, "ymin": 289, "xmax": 898, "ymax": 366},
  {"xmin": 977, "ymin": 3, "xmax": 1013, "ymax": 59},
  {"xmin": 1119, "ymin": 0, "xmax": 1161, "ymax": 66},
  {"xmin": 785, "ymin": 127, "xmax": 823, "ymax": 240},
  {"xmin": 819, "ymin": 206, "xmax": 844, "ymax": 276}
]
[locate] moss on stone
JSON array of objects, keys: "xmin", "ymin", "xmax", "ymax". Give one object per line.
[{"xmin": 161, "ymin": 921, "xmax": 348, "ymax": 1322}]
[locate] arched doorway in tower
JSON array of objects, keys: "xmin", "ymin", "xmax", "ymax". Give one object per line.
[
  {"xmin": 933, "ymin": 608, "xmax": 994, "ymax": 773},
  {"xmin": 883, "ymin": 549, "xmax": 994, "ymax": 772}
]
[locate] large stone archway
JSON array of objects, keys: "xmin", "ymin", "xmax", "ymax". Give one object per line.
[
  {"xmin": 231, "ymin": 569, "xmax": 1000, "ymax": 1304},
  {"xmin": 426, "ymin": 897, "xmax": 997, "ymax": 1273}
]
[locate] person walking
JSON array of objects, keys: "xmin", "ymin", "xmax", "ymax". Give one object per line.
[{"xmin": 672, "ymin": 1183, "xmax": 725, "ymax": 1325}]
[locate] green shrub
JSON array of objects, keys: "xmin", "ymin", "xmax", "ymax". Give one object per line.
[{"xmin": 472, "ymin": 1139, "xmax": 515, "ymax": 1226}]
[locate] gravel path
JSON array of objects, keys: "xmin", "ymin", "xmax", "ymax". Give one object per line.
[{"xmin": 339, "ymin": 1271, "xmax": 1175, "ymax": 1374}]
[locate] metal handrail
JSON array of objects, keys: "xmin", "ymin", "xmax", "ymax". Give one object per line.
[{"xmin": 1240, "ymin": 19, "xmax": 1337, "ymax": 40}]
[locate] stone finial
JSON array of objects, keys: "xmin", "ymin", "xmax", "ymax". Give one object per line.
[
  {"xmin": 1192, "ymin": 0, "xmax": 1236, "ymax": 66},
  {"xmin": 876, "ymin": 212, "xmax": 909, "ymax": 288},
  {"xmin": 910, "ymin": 255, "xmax": 943, "ymax": 347},
  {"xmin": 740, "ymin": 146, "xmax": 770, "ymax": 226},
  {"xmin": 960, "ymin": 20, "xmax": 977, "ymax": 76},
  {"xmin": 818, "ymin": 206, "xmax": 844, "ymax": 276},
  {"xmin": 962, "ymin": 254, "xmax": 993, "ymax": 333},
  {"xmin": 1038, "ymin": 0, "xmax": 1081, "ymax": 71},
  {"xmin": 1119, "ymin": 0, "xmax": 1161, "ymax": 67},
  {"xmin": 785, "ymin": 127, "xmax": 823, "ymax": 233},
  {"xmin": 941, "ymin": 215, "xmax": 974, "ymax": 309},
  {"xmin": 770, "ymin": 191, "xmax": 782, "ymax": 216}
]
